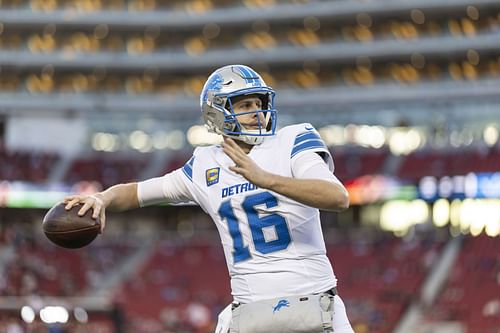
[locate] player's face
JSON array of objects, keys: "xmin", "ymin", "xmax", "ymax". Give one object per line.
[{"xmin": 231, "ymin": 95, "xmax": 267, "ymax": 129}]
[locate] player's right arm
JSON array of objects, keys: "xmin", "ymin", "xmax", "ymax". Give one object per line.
[
  {"xmin": 64, "ymin": 155, "xmax": 197, "ymax": 233},
  {"xmin": 63, "ymin": 182, "xmax": 140, "ymax": 233},
  {"xmin": 96, "ymin": 183, "xmax": 140, "ymax": 212}
]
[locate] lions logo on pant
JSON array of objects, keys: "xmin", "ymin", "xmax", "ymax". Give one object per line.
[{"xmin": 273, "ymin": 299, "xmax": 290, "ymax": 313}]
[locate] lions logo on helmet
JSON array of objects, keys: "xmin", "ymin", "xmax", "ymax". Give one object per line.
[
  {"xmin": 201, "ymin": 73, "xmax": 224, "ymax": 103},
  {"xmin": 200, "ymin": 65, "xmax": 277, "ymax": 145}
]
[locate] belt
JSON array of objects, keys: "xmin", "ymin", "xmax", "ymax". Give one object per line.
[{"xmin": 232, "ymin": 287, "xmax": 338, "ymax": 310}]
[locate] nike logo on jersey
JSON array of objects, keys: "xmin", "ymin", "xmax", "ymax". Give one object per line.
[
  {"xmin": 273, "ymin": 299, "xmax": 290, "ymax": 313},
  {"xmin": 222, "ymin": 182, "xmax": 258, "ymax": 198}
]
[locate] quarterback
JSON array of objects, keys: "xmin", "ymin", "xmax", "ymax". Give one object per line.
[{"xmin": 64, "ymin": 65, "xmax": 354, "ymax": 333}]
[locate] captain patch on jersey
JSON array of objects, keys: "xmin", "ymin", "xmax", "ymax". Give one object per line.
[{"xmin": 206, "ymin": 167, "xmax": 220, "ymax": 186}]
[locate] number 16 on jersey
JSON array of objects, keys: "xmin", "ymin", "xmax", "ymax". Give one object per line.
[{"xmin": 218, "ymin": 192, "xmax": 292, "ymax": 264}]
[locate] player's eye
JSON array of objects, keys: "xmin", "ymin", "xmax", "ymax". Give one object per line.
[
  {"xmin": 236, "ymin": 100, "xmax": 260, "ymax": 110},
  {"xmin": 249, "ymin": 101, "xmax": 261, "ymax": 108}
]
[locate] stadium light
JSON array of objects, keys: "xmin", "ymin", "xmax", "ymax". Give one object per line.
[
  {"xmin": 410, "ymin": 199, "xmax": 429, "ymax": 225},
  {"xmin": 470, "ymin": 219, "xmax": 484, "ymax": 237},
  {"xmin": 478, "ymin": 199, "xmax": 500, "ymax": 237},
  {"xmin": 92, "ymin": 132, "xmax": 119, "ymax": 152},
  {"xmin": 21, "ymin": 306, "xmax": 36, "ymax": 323},
  {"xmin": 459, "ymin": 199, "xmax": 475, "ymax": 234},
  {"xmin": 432, "ymin": 199, "xmax": 450, "ymax": 227},
  {"xmin": 167, "ymin": 130, "xmax": 185, "ymax": 150},
  {"xmin": 152, "ymin": 131, "xmax": 170, "ymax": 150},
  {"xmin": 388, "ymin": 128, "xmax": 423, "ymax": 155},
  {"xmin": 483, "ymin": 124, "xmax": 499, "ymax": 147},
  {"xmin": 354, "ymin": 125, "xmax": 386, "ymax": 149},
  {"xmin": 73, "ymin": 307, "xmax": 89, "ymax": 323},
  {"xmin": 129, "ymin": 130, "xmax": 153, "ymax": 152},
  {"xmin": 449, "ymin": 199, "xmax": 461, "ymax": 228},
  {"xmin": 485, "ymin": 210, "xmax": 500, "ymax": 237},
  {"xmin": 318, "ymin": 125, "xmax": 345, "ymax": 146},
  {"xmin": 39, "ymin": 306, "xmax": 69, "ymax": 324},
  {"xmin": 380, "ymin": 199, "xmax": 430, "ymax": 235}
]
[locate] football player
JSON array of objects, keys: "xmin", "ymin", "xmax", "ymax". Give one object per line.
[{"xmin": 64, "ymin": 65, "xmax": 354, "ymax": 333}]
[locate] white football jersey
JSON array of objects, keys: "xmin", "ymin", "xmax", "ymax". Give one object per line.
[{"xmin": 178, "ymin": 123, "xmax": 337, "ymax": 303}]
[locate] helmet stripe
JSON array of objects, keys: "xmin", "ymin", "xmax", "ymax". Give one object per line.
[
  {"xmin": 235, "ymin": 65, "xmax": 258, "ymax": 85},
  {"xmin": 246, "ymin": 67, "xmax": 260, "ymax": 79},
  {"xmin": 237, "ymin": 66, "xmax": 254, "ymax": 84},
  {"xmin": 246, "ymin": 67, "xmax": 262, "ymax": 86}
]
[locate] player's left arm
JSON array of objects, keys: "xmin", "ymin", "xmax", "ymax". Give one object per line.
[{"xmin": 222, "ymin": 138, "xmax": 349, "ymax": 212}]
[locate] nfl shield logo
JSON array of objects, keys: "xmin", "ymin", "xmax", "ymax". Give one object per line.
[{"xmin": 206, "ymin": 168, "xmax": 220, "ymax": 186}]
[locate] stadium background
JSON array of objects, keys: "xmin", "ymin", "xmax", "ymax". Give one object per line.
[{"xmin": 0, "ymin": 0, "xmax": 499, "ymax": 332}]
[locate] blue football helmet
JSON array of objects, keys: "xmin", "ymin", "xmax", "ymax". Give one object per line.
[{"xmin": 200, "ymin": 64, "xmax": 277, "ymax": 145}]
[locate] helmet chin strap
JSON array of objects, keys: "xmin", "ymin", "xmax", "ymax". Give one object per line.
[
  {"xmin": 240, "ymin": 132, "xmax": 265, "ymax": 145},
  {"xmin": 232, "ymin": 127, "xmax": 267, "ymax": 145}
]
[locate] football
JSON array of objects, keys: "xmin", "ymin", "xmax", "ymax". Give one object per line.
[{"xmin": 42, "ymin": 202, "xmax": 100, "ymax": 249}]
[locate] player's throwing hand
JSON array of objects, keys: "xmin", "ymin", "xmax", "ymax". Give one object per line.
[{"xmin": 222, "ymin": 137, "xmax": 273, "ymax": 189}]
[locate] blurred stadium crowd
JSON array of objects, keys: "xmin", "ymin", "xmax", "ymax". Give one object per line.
[{"xmin": 0, "ymin": 0, "xmax": 499, "ymax": 332}]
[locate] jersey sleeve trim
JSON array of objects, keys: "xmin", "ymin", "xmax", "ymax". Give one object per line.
[
  {"xmin": 291, "ymin": 131, "xmax": 328, "ymax": 158},
  {"xmin": 182, "ymin": 156, "xmax": 195, "ymax": 181}
]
